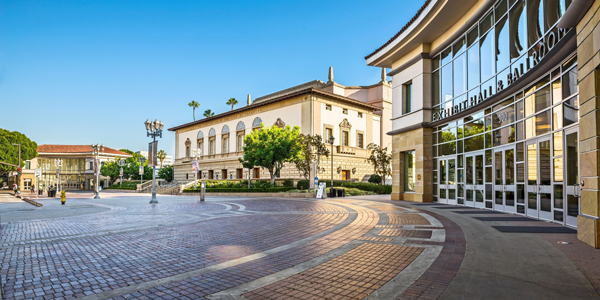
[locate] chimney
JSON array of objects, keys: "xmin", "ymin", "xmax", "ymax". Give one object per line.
[
  {"xmin": 247, "ymin": 94, "xmax": 252, "ymax": 105},
  {"xmin": 328, "ymin": 66, "xmax": 334, "ymax": 83}
]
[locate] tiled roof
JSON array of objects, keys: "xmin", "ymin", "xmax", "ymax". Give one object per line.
[
  {"xmin": 365, "ymin": 0, "xmax": 431, "ymax": 60},
  {"xmin": 168, "ymin": 87, "xmax": 380, "ymax": 131},
  {"xmin": 37, "ymin": 145, "xmax": 132, "ymax": 156}
]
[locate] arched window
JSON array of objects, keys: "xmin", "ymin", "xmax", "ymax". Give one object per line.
[
  {"xmin": 196, "ymin": 131, "xmax": 204, "ymax": 154},
  {"xmin": 236, "ymin": 121, "xmax": 245, "ymax": 131},
  {"xmin": 273, "ymin": 118, "xmax": 285, "ymax": 128},
  {"xmin": 252, "ymin": 117, "xmax": 263, "ymax": 128},
  {"xmin": 208, "ymin": 128, "xmax": 216, "ymax": 155},
  {"xmin": 222, "ymin": 125, "xmax": 230, "ymax": 153},
  {"xmin": 222, "ymin": 125, "xmax": 230, "ymax": 134},
  {"xmin": 185, "ymin": 138, "xmax": 191, "ymax": 157},
  {"xmin": 208, "ymin": 128, "xmax": 216, "ymax": 136}
]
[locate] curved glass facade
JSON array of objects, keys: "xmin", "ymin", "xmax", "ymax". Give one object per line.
[
  {"xmin": 432, "ymin": 52, "xmax": 579, "ymax": 226},
  {"xmin": 431, "ymin": 0, "xmax": 572, "ymax": 122}
]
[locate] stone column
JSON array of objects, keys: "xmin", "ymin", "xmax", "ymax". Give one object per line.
[{"xmin": 576, "ymin": 2, "xmax": 600, "ymax": 248}]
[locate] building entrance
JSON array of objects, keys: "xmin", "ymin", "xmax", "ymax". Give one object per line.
[
  {"xmin": 464, "ymin": 152, "xmax": 485, "ymax": 208},
  {"xmin": 438, "ymin": 156, "xmax": 457, "ymax": 205},
  {"xmin": 494, "ymin": 146, "xmax": 516, "ymax": 214},
  {"xmin": 564, "ymin": 128, "xmax": 580, "ymax": 227},
  {"xmin": 526, "ymin": 137, "xmax": 553, "ymax": 220}
]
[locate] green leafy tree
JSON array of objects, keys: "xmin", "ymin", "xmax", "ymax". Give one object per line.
[
  {"xmin": 240, "ymin": 123, "xmax": 302, "ymax": 186},
  {"xmin": 188, "ymin": 101, "xmax": 200, "ymax": 121},
  {"xmin": 203, "ymin": 109, "xmax": 215, "ymax": 118},
  {"xmin": 294, "ymin": 134, "xmax": 329, "ymax": 180},
  {"xmin": 0, "ymin": 128, "xmax": 38, "ymax": 176},
  {"xmin": 157, "ymin": 165, "xmax": 174, "ymax": 181},
  {"xmin": 226, "ymin": 97, "xmax": 238, "ymax": 111},
  {"xmin": 100, "ymin": 159, "xmax": 121, "ymax": 183},
  {"xmin": 157, "ymin": 150, "xmax": 167, "ymax": 168},
  {"xmin": 366, "ymin": 143, "xmax": 392, "ymax": 185}
]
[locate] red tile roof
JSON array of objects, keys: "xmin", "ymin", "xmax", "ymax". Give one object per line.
[
  {"xmin": 37, "ymin": 145, "xmax": 132, "ymax": 156},
  {"xmin": 365, "ymin": 0, "xmax": 431, "ymax": 60}
]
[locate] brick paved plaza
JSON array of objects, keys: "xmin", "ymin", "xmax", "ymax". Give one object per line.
[
  {"xmin": 0, "ymin": 192, "xmax": 462, "ymax": 299},
  {"xmin": 1, "ymin": 192, "xmax": 599, "ymax": 299}
]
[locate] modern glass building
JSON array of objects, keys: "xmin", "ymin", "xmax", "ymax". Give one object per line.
[{"xmin": 366, "ymin": 0, "xmax": 600, "ymax": 247}]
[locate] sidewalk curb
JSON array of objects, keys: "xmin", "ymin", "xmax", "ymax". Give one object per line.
[{"xmin": 20, "ymin": 197, "xmax": 43, "ymax": 207}]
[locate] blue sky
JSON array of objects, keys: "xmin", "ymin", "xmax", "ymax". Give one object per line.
[{"xmin": 0, "ymin": 0, "xmax": 423, "ymax": 156}]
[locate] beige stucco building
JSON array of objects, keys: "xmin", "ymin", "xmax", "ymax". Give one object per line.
[
  {"xmin": 168, "ymin": 68, "xmax": 392, "ymax": 185},
  {"xmin": 16, "ymin": 145, "xmax": 132, "ymax": 192},
  {"xmin": 366, "ymin": 0, "xmax": 600, "ymax": 247}
]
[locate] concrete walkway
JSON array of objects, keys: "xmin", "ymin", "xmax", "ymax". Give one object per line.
[{"xmin": 371, "ymin": 198, "xmax": 600, "ymax": 299}]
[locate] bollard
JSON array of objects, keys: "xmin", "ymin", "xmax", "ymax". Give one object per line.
[
  {"xmin": 200, "ymin": 182, "xmax": 205, "ymax": 202},
  {"xmin": 61, "ymin": 190, "xmax": 66, "ymax": 205}
]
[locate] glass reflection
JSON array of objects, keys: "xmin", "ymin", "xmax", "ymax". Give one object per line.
[
  {"xmin": 454, "ymin": 53, "xmax": 467, "ymax": 96},
  {"xmin": 510, "ymin": 1, "xmax": 527, "ymax": 61},
  {"xmin": 468, "ymin": 45, "xmax": 480, "ymax": 90},
  {"xmin": 442, "ymin": 64, "xmax": 453, "ymax": 103},
  {"xmin": 496, "ymin": 16, "xmax": 510, "ymax": 71},
  {"xmin": 480, "ymin": 31, "xmax": 495, "ymax": 81}
]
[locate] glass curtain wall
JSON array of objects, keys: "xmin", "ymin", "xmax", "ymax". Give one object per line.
[
  {"xmin": 431, "ymin": 0, "xmax": 572, "ymax": 121},
  {"xmin": 432, "ymin": 54, "xmax": 579, "ymax": 225}
]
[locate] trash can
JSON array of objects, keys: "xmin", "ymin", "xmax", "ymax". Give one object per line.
[
  {"xmin": 337, "ymin": 188, "xmax": 344, "ymax": 197},
  {"xmin": 330, "ymin": 188, "xmax": 336, "ymax": 198}
]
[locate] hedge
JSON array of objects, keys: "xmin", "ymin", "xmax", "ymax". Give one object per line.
[
  {"xmin": 183, "ymin": 187, "xmax": 295, "ymax": 193},
  {"xmin": 105, "ymin": 185, "xmax": 137, "ymax": 190},
  {"xmin": 297, "ymin": 180, "xmax": 391, "ymax": 194}
]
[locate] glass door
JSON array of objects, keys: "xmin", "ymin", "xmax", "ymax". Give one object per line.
[
  {"xmin": 438, "ymin": 156, "xmax": 457, "ymax": 205},
  {"xmin": 564, "ymin": 129, "xmax": 580, "ymax": 227},
  {"xmin": 493, "ymin": 146, "xmax": 516, "ymax": 213},
  {"xmin": 465, "ymin": 152, "xmax": 485, "ymax": 208},
  {"xmin": 526, "ymin": 137, "xmax": 553, "ymax": 220}
]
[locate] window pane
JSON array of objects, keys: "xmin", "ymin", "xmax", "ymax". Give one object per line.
[
  {"xmin": 442, "ymin": 64, "xmax": 453, "ymax": 102},
  {"xmin": 404, "ymin": 151, "xmax": 416, "ymax": 191},
  {"xmin": 441, "ymin": 47, "xmax": 452, "ymax": 66},
  {"xmin": 480, "ymin": 10, "xmax": 494, "ymax": 34},
  {"xmin": 496, "ymin": 16, "xmax": 510, "ymax": 71},
  {"xmin": 510, "ymin": 0, "xmax": 527, "ymax": 61},
  {"xmin": 480, "ymin": 31, "xmax": 495, "ymax": 81},
  {"xmin": 562, "ymin": 67, "xmax": 578, "ymax": 99},
  {"xmin": 405, "ymin": 83, "xmax": 413, "ymax": 113},
  {"xmin": 554, "ymin": 157, "xmax": 563, "ymax": 182},
  {"xmin": 454, "ymin": 53, "xmax": 467, "ymax": 96},
  {"xmin": 467, "ymin": 26, "xmax": 478, "ymax": 47},
  {"xmin": 433, "ymin": 55, "xmax": 440, "ymax": 70},
  {"xmin": 467, "ymin": 45, "xmax": 480, "ymax": 90},
  {"xmin": 552, "ymin": 79, "xmax": 562, "ymax": 104},
  {"xmin": 433, "ymin": 70, "xmax": 440, "ymax": 106},
  {"xmin": 527, "ymin": 0, "xmax": 543, "ymax": 47},
  {"xmin": 453, "ymin": 37, "xmax": 466, "ymax": 56},
  {"xmin": 552, "ymin": 105, "xmax": 563, "ymax": 130},
  {"xmin": 536, "ymin": 109, "xmax": 552, "ymax": 136},
  {"xmin": 566, "ymin": 132, "xmax": 578, "ymax": 185}
]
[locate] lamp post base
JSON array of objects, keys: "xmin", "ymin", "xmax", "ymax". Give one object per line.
[
  {"xmin": 94, "ymin": 192, "xmax": 100, "ymax": 199},
  {"xmin": 149, "ymin": 198, "xmax": 158, "ymax": 204}
]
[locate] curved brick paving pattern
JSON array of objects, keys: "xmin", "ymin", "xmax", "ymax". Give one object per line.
[{"xmin": 0, "ymin": 196, "xmax": 465, "ymax": 299}]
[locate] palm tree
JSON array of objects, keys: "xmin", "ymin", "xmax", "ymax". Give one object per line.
[
  {"xmin": 226, "ymin": 97, "xmax": 238, "ymax": 111},
  {"xmin": 203, "ymin": 109, "xmax": 215, "ymax": 118},
  {"xmin": 157, "ymin": 150, "xmax": 167, "ymax": 168},
  {"xmin": 188, "ymin": 101, "xmax": 200, "ymax": 121}
]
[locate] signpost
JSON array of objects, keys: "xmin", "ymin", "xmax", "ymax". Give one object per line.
[
  {"xmin": 138, "ymin": 157, "xmax": 146, "ymax": 184},
  {"xmin": 316, "ymin": 182, "xmax": 326, "ymax": 199}
]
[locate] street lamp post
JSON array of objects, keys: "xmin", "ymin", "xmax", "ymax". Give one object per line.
[
  {"xmin": 91, "ymin": 144, "xmax": 104, "ymax": 199},
  {"xmin": 145, "ymin": 118, "xmax": 164, "ymax": 204},
  {"xmin": 11, "ymin": 143, "xmax": 21, "ymax": 192},
  {"xmin": 192, "ymin": 148, "xmax": 202, "ymax": 184},
  {"xmin": 54, "ymin": 158, "xmax": 63, "ymax": 194},
  {"xmin": 329, "ymin": 135, "xmax": 335, "ymax": 188}
]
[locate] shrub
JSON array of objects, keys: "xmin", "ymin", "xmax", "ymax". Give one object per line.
[
  {"xmin": 283, "ymin": 179, "xmax": 293, "ymax": 187},
  {"xmin": 183, "ymin": 187, "xmax": 294, "ymax": 193},
  {"xmin": 297, "ymin": 180, "xmax": 309, "ymax": 190},
  {"xmin": 368, "ymin": 174, "xmax": 382, "ymax": 184},
  {"xmin": 325, "ymin": 181, "xmax": 391, "ymax": 194}
]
